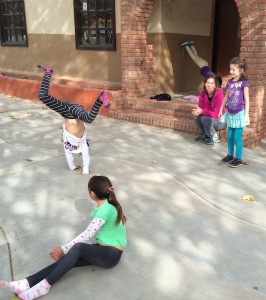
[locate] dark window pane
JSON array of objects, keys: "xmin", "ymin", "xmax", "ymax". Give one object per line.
[
  {"xmin": 88, "ymin": 14, "xmax": 96, "ymax": 28},
  {"xmin": 4, "ymin": 30, "xmax": 10, "ymax": 41},
  {"xmin": 1, "ymin": 3, "xmax": 7, "ymax": 14},
  {"xmin": 11, "ymin": 29, "xmax": 16, "ymax": 42},
  {"xmin": 88, "ymin": 0, "xmax": 96, "ymax": 10},
  {"xmin": 15, "ymin": 15, "xmax": 22, "ymax": 27},
  {"xmin": 18, "ymin": 1, "xmax": 24, "ymax": 12},
  {"xmin": 0, "ymin": 0, "xmax": 28, "ymax": 46},
  {"xmin": 3, "ymin": 15, "xmax": 9, "ymax": 27},
  {"xmin": 14, "ymin": 2, "xmax": 19, "ymax": 13},
  {"xmin": 7, "ymin": 2, "xmax": 13, "ymax": 14},
  {"xmin": 106, "ymin": 0, "xmax": 112, "ymax": 10},
  {"xmin": 74, "ymin": 0, "xmax": 115, "ymax": 50},
  {"xmin": 106, "ymin": 13, "xmax": 112, "ymax": 27},
  {"xmin": 107, "ymin": 29, "xmax": 112, "ymax": 44},
  {"xmin": 81, "ymin": 12, "xmax": 88, "ymax": 26},
  {"xmin": 89, "ymin": 30, "xmax": 97, "ymax": 44},
  {"xmin": 98, "ymin": 0, "xmax": 105, "ymax": 10},
  {"xmin": 98, "ymin": 13, "xmax": 105, "ymax": 28},
  {"xmin": 82, "ymin": 29, "xmax": 89, "ymax": 44},
  {"xmin": 99, "ymin": 29, "xmax": 105, "ymax": 44},
  {"xmin": 17, "ymin": 29, "xmax": 23, "ymax": 42}
]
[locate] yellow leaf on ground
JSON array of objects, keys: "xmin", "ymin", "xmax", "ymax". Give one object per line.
[
  {"xmin": 10, "ymin": 115, "xmax": 20, "ymax": 120},
  {"xmin": 152, "ymin": 160, "xmax": 158, "ymax": 164},
  {"xmin": 240, "ymin": 194, "xmax": 256, "ymax": 201}
]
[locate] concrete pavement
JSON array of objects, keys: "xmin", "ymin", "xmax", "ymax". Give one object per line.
[{"xmin": 0, "ymin": 94, "xmax": 265, "ymax": 300}]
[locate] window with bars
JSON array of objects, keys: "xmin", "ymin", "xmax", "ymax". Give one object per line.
[
  {"xmin": 73, "ymin": 0, "xmax": 116, "ymax": 50},
  {"xmin": 0, "ymin": 0, "xmax": 28, "ymax": 46}
]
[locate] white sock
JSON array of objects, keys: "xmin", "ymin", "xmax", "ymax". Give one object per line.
[
  {"xmin": 18, "ymin": 279, "xmax": 51, "ymax": 300},
  {"xmin": 0, "ymin": 279, "xmax": 29, "ymax": 294}
]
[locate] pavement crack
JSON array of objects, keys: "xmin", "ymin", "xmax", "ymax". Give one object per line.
[
  {"xmin": 0, "ymin": 226, "xmax": 14, "ymax": 281},
  {"xmin": 93, "ymin": 154, "xmax": 266, "ymax": 230},
  {"xmin": 158, "ymin": 169, "xmax": 266, "ymax": 230}
]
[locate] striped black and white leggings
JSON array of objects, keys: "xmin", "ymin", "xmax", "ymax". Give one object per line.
[{"xmin": 38, "ymin": 72, "xmax": 102, "ymax": 123}]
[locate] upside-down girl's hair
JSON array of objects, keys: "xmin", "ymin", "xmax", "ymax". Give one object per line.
[
  {"xmin": 88, "ymin": 176, "xmax": 127, "ymax": 226},
  {"xmin": 230, "ymin": 57, "xmax": 248, "ymax": 80}
]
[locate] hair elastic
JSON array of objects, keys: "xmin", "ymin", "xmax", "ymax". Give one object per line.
[{"xmin": 109, "ymin": 187, "xmax": 114, "ymax": 192}]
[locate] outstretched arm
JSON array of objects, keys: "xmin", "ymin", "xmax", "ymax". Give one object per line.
[
  {"xmin": 218, "ymin": 91, "xmax": 228, "ymax": 118},
  {"xmin": 50, "ymin": 217, "xmax": 106, "ymax": 261},
  {"xmin": 60, "ymin": 217, "xmax": 105, "ymax": 254}
]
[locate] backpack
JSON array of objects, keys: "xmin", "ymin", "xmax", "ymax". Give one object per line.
[{"xmin": 150, "ymin": 93, "xmax": 171, "ymax": 101}]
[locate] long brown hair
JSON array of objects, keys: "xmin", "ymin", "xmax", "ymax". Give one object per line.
[
  {"xmin": 230, "ymin": 57, "xmax": 248, "ymax": 80},
  {"xmin": 88, "ymin": 176, "xmax": 127, "ymax": 226}
]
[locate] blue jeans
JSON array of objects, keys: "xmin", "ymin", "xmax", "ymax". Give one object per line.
[
  {"xmin": 26, "ymin": 243, "xmax": 123, "ymax": 286},
  {"xmin": 227, "ymin": 127, "xmax": 244, "ymax": 159}
]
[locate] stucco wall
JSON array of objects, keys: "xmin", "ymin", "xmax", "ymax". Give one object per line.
[
  {"xmin": 24, "ymin": 0, "xmax": 75, "ymax": 35},
  {"xmin": 148, "ymin": 0, "xmax": 213, "ymax": 93},
  {"xmin": 0, "ymin": 0, "xmax": 121, "ymax": 83},
  {"xmin": 25, "ymin": 0, "xmax": 121, "ymax": 35},
  {"xmin": 148, "ymin": 0, "xmax": 212, "ymax": 36}
]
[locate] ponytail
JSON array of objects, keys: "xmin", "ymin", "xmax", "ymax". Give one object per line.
[
  {"xmin": 108, "ymin": 189, "xmax": 127, "ymax": 226},
  {"xmin": 88, "ymin": 176, "xmax": 127, "ymax": 226}
]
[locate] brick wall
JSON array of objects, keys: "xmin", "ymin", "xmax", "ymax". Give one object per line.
[
  {"xmin": 237, "ymin": 0, "xmax": 266, "ymax": 145},
  {"xmin": 120, "ymin": 0, "xmax": 156, "ymax": 98},
  {"xmin": 212, "ymin": 0, "xmax": 241, "ymax": 76},
  {"xmin": 120, "ymin": 0, "xmax": 266, "ymax": 147}
]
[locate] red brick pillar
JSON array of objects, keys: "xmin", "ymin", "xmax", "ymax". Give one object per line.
[
  {"xmin": 236, "ymin": 0, "xmax": 266, "ymax": 147},
  {"xmin": 121, "ymin": 0, "xmax": 156, "ymax": 98}
]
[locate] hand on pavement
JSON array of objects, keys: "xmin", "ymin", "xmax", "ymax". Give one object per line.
[{"xmin": 50, "ymin": 246, "xmax": 64, "ymax": 261}]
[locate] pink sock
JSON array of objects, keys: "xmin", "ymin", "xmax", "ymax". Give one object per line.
[
  {"xmin": 19, "ymin": 279, "xmax": 51, "ymax": 300},
  {"xmin": 0, "ymin": 279, "xmax": 29, "ymax": 294},
  {"xmin": 99, "ymin": 91, "xmax": 110, "ymax": 108},
  {"xmin": 37, "ymin": 64, "xmax": 53, "ymax": 74}
]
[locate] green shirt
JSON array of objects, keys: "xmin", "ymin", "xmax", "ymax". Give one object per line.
[{"xmin": 90, "ymin": 200, "xmax": 127, "ymax": 248}]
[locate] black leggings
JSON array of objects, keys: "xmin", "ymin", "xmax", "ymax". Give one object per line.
[
  {"xmin": 38, "ymin": 72, "xmax": 102, "ymax": 123},
  {"xmin": 26, "ymin": 243, "xmax": 123, "ymax": 286}
]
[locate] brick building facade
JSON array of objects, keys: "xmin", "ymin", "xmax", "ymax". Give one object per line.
[
  {"xmin": 120, "ymin": 0, "xmax": 266, "ymax": 147},
  {"xmin": 0, "ymin": 0, "xmax": 265, "ymax": 147}
]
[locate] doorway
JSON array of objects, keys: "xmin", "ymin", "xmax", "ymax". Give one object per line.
[{"xmin": 212, "ymin": 0, "xmax": 241, "ymax": 77}]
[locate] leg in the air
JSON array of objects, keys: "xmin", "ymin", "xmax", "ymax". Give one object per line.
[
  {"xmin": 38, "ymin": 65, "xmax": 111, "ymax": 123},
  {"xmin": 69, "ymin": 91, "xmax": 110, "ymax": 123},
  {"xmin": 183, "ymin": 46, "xmax": 208, "ymax": 68},
  {"xmin": 37, "ymin": 66, "xmax": 74, "ymax": 119}
]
